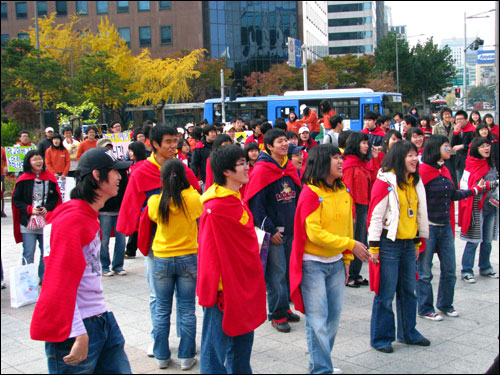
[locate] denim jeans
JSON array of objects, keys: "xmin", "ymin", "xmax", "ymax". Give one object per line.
[
  {"xmin": 200, "ymin": 305, "xmax": 254, "ymax": 374},
  {"xmin": 265, "ymin": 234, "xmax": 292, "ymax": 320},
  {"xmin": 45, "ymin": 311, "xmax": 132, "ymax": 374},
  {"xmin": 301, "ymin": 260, "xmax": 345, "ymax": 374},
  {"xmin": 462, "ymin": 209, "xmax": 497, "ymax": 277},
  {"xmin": 145, "ymin": 251, "xmax": 157, "ymax": 339},
  {"xmin": 349, "ymin": 204, "xmax": 368, "ymax": 282},
  {"xmin": 152, "ymin": 254, "xmax": 197, "ymax": 361},
  {"xmin": 417, "ymin": 224, "xmax": 457, "ymax": 315},
  {"xmin": 370, "ymin": 237, "xmax": 425, "ymax": 349},
  {"xmin": 21, "ymin": 232, "xmax": 44, "ymax": 284},
  {"xmin": 99, "ymin": 215, "xmax": 126, "ymax": 272}
]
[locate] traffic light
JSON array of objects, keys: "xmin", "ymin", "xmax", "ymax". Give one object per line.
[
  {"xmin": 229, "ymin": 86, "xmax": 237, "ymax": 101},
  {"xmin": 455, "ymin": 88, "xmax": 461, "ymax": 98},
  {"xmin": 470, "ymin": 37, "xmax": 484, "ymax": 51}
]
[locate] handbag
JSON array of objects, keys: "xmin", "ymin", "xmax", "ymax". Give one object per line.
[
  {"xmin": 10, "ymin": 258, "xmax": 39, "ymax": 308},
  {"xmin": 255, "ymin": 225, "xmax": 271, "ymax": 275},
  {"xmin": 27, "ymin": 214, "xmax": 46, "ymax": 230}
]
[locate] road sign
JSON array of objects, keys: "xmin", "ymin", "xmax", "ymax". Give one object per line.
[{"xmin": 287, "ymin": 37, "xmax": 302, "ymax": 68}]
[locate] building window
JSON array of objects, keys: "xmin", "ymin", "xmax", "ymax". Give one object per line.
[
  {"xmin": 328, "ymin": 17, "xmax": 372, "ymax": 27},
  {"xmin": 329, "ymin": 45, "xmax": 373, "ymax": 55},
  {"xmin": 117, "ymin": 1, "xmax": 128, "ymax": 13},
  {"xmin": 1, "ymin": 34, "xmax": 9, "ymax": 48},
  {"xmin": 139, "ymin": 26, "xmax": 151, "ymax": 47},
  {"xmin": 329, "ymin": 31, "xmax": 372, "ymax": 41},
  {"xmin": 160, "ymin": 25, "xmax": 172, "ymax": 45},
  {"xmin": 55, "ymin": 1, "xmax": 67, "ymax": 16},
  {"xmin": 76, "ymin": 1, "xmax": 88, "ymax": 15},
  {"xmin": 138, "ymin": 1, "xmax": 150, "ymax": 12},
  {"xmin": 96, "ymin": 1, "xmax": 108, "ymax": 14},
  {"xmin": 1, "ymin": 3, "xmax": 7, "ymax": 19},
  {"xmin": 118, "ymin": 27, "xmax": 131, "ymax": 48},
  {"xmin": 18, "ymin": 33, "xmax": 29, "ymax": 39},
  {"xmin": 159, "ymin": 1, "xmax": 171, "ymax": 10},
  {"xmin": 328, "ymin": 3, "xmax": 371, "ymax": 13},
  {"xmin": 16, "ymin": 2, "xmax": 28, "ymax": 19},
  {"xmin": 36, "ymin": 1, "xmax": 47, "ymax": 17}
]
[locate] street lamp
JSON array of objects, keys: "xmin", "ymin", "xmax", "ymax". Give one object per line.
[
  {"xmin": 395, "ymin": 33, "xmax": 424, "ymax": 93},
  {"xmin": 463, "ymin": 9, "xmax": 494, "ymax": 110}
]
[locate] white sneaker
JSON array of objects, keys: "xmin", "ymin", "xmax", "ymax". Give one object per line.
[
  {"xmin": 103, "ymin": 270, "xmax": 115, "ymax": 277},
  {"xmin": 419, "ymin": 313, "xmax": 443, "ymax": 321},
  {"xmin": 443, "ymin": 310, "xmax": 459, "ymax": 317},
  {"xmin": 1, "ymin": 281, "xmax": 6, "ymax": 289},
  {"xmin": 157, "ymin": 359, "xmax": 170, "ymax": 369},
  {"xmin": 180, "ymin": 358, "xmax": 197, "ymax": 371},
  {"xmin": 481, "ymin": 272, "xmax": 499, "ymax": 279},
  {"xmin": 333, "ymin": 368, "xmax": 343, "ymax": 374},
  {"xmin": 115, "ymin": 270, "xmax": 127, "ymax": 276},
  {"xmin": 462, "ymin": 275, "xmax": 476, "ymax": 283},
  {"xmin": 147, "ymin": 342, "xmax": 155, "ymax": 358}
]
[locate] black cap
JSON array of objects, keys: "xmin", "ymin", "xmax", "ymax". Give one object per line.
[
  {"xmin": 288, "ymin": 144, "xmax": 305, "ymax": 157},
  {"xmin": 77, "ymin": 148, "xmax": 131, "ymax": 177}
]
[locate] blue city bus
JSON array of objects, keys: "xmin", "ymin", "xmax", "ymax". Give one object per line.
[{"xmin": 203, "ymin": 89, "xmax": 403, "ymax": 131}]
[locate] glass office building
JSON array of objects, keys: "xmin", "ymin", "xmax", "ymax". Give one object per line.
[{"xmin": 207, "ymin": 1, "xmax": 298, "ymax": 86}]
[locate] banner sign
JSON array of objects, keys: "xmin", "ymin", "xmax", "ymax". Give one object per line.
[
  {"xmin": 102, "ymin": 132, "xmax": 131, "ymax": 160},
  {"xmin": 477, "ymin": 50, "xmax": 495, "ymax": 64},
  {"xmin": 6, "ymin": 146, "xmax": 36, "ymax": 172},
  {"xmin": 57, "ymin": 176, "xmax": 76, "ymax": 203}
]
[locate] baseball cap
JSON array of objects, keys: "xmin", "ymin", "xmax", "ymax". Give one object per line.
[
  {"xmin": 177, "ymin": 127, "xmax": 185, "ymax": 135},
  {"xmin": 298, "ymin": 127, "xmax": 310, "ymax": 135},
  {"xmin": 288, "ymin": 144, "xmax": 305, "ymax": 157},
  {"xmin": 185, "ymin": 123, "xmax": 194, "ymax": 129},
  {"xmin": 96, "ymin": 138, "xmax": 112, "ymax": 148},
  {"xmin": 223, "ymin": 124, "xmax": 235, "ymax": 133},
  {"xmin": 77, "ymin": 148, "xmax": 131, "ymax": 177},
  {"xmin": 45, "ymin": 127, "xmax": 54, "ymax": 133}
]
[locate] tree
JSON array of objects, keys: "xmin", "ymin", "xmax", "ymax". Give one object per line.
[
  {"xmin": 4, "ymin": 99, "xmax": 39, "ymax": 129},
  {"xmin": 323, "ymin": 54, "xmax": 373, "ymax": 88},
  {"xmin": 467, "ymin": 85, "xmax": 495, "ymax": 103},
  {"xmin": 189, "ymin": 57, "xmax": 234, "ymax": 102},
  {"xmin": 365, "ymin": 71, "xmax": 397, "ymax": 92},
  {"xmin": 244, "ymin": 62, "xmax": 301, "ymax": 96},
  {"xmin": 1, "ymin": 39, "xmax": 36, "ymax": 101}
]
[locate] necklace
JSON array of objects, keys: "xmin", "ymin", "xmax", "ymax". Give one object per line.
[{"xmin": 405, "ymin": 185, "xmax": 415, "ymax": 218}]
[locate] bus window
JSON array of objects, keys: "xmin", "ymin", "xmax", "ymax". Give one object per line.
[
  {"xmin": 331, "ymin": 99, "xmax": 359, "ymax": 119},
  {"xmin": 213, "ymin": 102, "xmax": 267, "ymax": 123},
  {"xmin": 382, "ymin": 95, "xmax": 403, "ymax": 116},
  {"xmin": 373, "ymin": 104, "xmax": 380, "ymax": 114},
  {"xmin": 276, "ymin": 106, "xmax": 298, "ymax": 119}
]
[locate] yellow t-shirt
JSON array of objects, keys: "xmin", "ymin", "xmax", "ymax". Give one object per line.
[
  {"xmin": 304, "ymin": 184, "xmax": 355, "ymax": 264},
  {"xmin": 148, "ymin": 186, "xmax": 203, "ymax": 258},
  {"xmin": 396, "ymin": 178, "xmax": 418, "ymax": 240}
]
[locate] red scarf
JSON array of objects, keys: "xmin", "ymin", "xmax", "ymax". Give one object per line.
[
  {"xmin": 12, "ymin": 170, "xmax": 61, "ymax": 244},
  {"xmin": 197, "ymin": 194, "xmax": 267, "ymax": 336},
  {"xmin": 459, "ymin": 156, "xmax": 491, "ymax": 234},
  {"xmin": 30, "ymin": 200, "xmax": 99, "ymax": 342},
  {"xmin": 361, "ymin": 126, "xmax": 386, "ymax": 137}
]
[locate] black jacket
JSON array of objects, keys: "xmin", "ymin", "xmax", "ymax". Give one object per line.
[
  {"xmin": 13, "ymin": 178, "xmax": 60, "ymax": 227},
  {"xmin": 190, "ymin": 138, "xmax": 213, "ymax": 183}
]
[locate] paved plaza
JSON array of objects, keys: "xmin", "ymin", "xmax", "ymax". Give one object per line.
[{"xmin": 1, "ymin": 201, "xmax": 498, "ymax": 374}]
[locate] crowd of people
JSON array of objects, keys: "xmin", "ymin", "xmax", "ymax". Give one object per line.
[{"xmin": 1, "ymin": 105, "xmax": 499, "ymax": 374}]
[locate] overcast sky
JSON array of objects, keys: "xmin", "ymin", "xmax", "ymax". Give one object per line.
[{"xmin": 385, "ymin": 1, "xmax": 497, "ymax": 49}]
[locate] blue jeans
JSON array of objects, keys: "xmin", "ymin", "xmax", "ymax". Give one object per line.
[
  {"xmin": 152, "ymin": 254, "xmax": 197, "ymax": 360},
  {"xmin": 301, "ymin": 260, "xmax": 345, "ymax": 374},
  {"xmin": 370, "ymin": 238, "xmax": 425, "ymax": 349},
  {"xmin": 145, "ymin": 251, "xmax": 157, "ymax": 339},
  {"xmin": 200, "ymin": 305, "xmax": 254, "ymax": 374},
  {"xmin": 417, "ymin": 225, "xmax": 457, "ymax": 315},
  {"xmin": 22, "ymin": 232, "xmax": 44, "ymax": 284},
  {"xmin": 99, "ymin": 215, "xmax": 126, "ymax": 272},
  {"xmin": 265, "ymin": 234, "xmax": 292, "ymax": 320},
  {"xmin": 45, "ymin": 311, "xmax": 131, "ymax": 374},
  {"xmin": 462, "ymin": 210, "xmax": 497, "ymax": 277},
  {"xmin": 349, "ymin": 204, "xmax": 368, "ymax": 282}
]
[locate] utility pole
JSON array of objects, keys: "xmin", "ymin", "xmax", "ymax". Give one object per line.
[
  {"xmin": 34, "ymin": 3, "xmax": 45, "ymax": 130},
  {"xmin": 220, "ymin": 69, "xmax": 226, "ymax": 123},
  {"xmin": 302, "ymin": 45, "xmax": 308, "ymax": 91}
]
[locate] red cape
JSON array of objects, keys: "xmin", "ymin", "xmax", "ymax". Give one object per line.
[
  {"xmin": 243, "ymin": 158, "xmax": 301, "ymax": 204},
  {"xmin": 117, "ymin": 159, "xmax": 200, "ymax": 235},
  {"xmin": 367, "ymin": 179, "xmax": 392, "ymax": 238},
  {"xmin": 12, "ymin": 170, "xmax": 61, "ymax": 244},
  {"xmin": 463, "ymin": 122, "xmax": 476, "ymax": 133},
  {"xmin": 342, "ymin": 155, "xmax": 374, "ymax": 171},
  {"xmin": 419, "ymin": 163, "xmax": 456, "ymax": 237},
  {"xmin": 289, "ymin": 185, "xmax": 322, "ymax": 314},
  {"xmin": 30, "ymin": 200, "xmax": 99, "ymax": 342},
  {"xmin": 361, "ymin": 126, "xmax": 386, "ymax": 137},
  {"xmin": 459, "ymin": 156, "xmax": 490, "ymax": 234},
  {"xmin": 491, "ymin": 125, "xmax": 499, "ymax": 139},
  {"xmin": 197, "ymin": 194, "xmax": 266, "ymax": 336}
]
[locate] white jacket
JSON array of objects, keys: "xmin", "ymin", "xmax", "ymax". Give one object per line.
[{"xmin": 368, "ymin": 170, "xmax": 429, "ymax": 246}]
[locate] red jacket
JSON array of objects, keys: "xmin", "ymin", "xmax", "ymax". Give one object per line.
[
  {"xmin": 45, "ymin": 147, "xmax": 70, "ymax": 176},
  {"xmin": 287, "ymin": 120, "xmax": 302, "ymax": 135},
  {"xmin": 321, "ymin": 109, "xmax": 336, "ymax": 130},
  {"xmin": 298, "ymin": 110, "xmax": 321, "ymax": 133},
  {"xmin": 342, "ymin": 155, "xmax": 380, "ymax": 205}
]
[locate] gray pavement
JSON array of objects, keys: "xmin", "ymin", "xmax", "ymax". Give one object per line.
[{"xmin": 1, "ymin": 200, "xmax": 499, "ymax": 374}]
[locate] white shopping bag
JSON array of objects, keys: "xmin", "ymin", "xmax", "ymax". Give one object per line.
[{"xmin": 9, "ymin": 259, "xmax": 39, "ymax": 308}]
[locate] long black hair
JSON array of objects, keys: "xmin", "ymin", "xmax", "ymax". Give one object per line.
[
  {"xmin": 473, "ymin": 123, "xmax": 495, "ymax": 141},
  {"xmin": 302, "ymin": 144, "xmax": 344, "ymax": 191},
  {"xmin": 422, "ymin": 134, "xmax": 449, "ymax": 165},
  {"xmin": 469, "ymin": 137, "xmax": 494, "ymax": 168},
  {"xmin": 382, "ymin": 130, "xmax": 402, "ymax": 153},
  {"xmin": 23, "ymin": 150, "xmax": 46, "ymax": 173},
  {"xmin": 158, "ymin": 158, "xmax": 190, "ymax": 224},
  {"xmin": 70, "ymin": 168, "xmax": 112, "ymax": 203},
  {"xmin": 344, "ymin": 132, "xmax": 369, "ymax": 161},
  {"xmin": 381, "ymin": 140, "xmax": 420, "ymax": 189},
  {"xmin": 128, "ymin": 141, "xmax": 147, "ymax": 162}
]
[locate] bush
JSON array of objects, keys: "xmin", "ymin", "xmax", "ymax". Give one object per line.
[{"xmin": 1, "ymin": 119, "xmax": 21, "ymax": 147}]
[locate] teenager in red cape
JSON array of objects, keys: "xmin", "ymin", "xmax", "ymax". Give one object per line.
[
  {"xmin": 12, "ymin": 170, "xmax": 62, "ymax": 244},
  {"xmin": 205, "ymin": 157, "xmax": 246, "ymax": 197},
  {"xmin": 361, "ymin": 125, "xmax": 385, "ymax": 138},
  {"xmin": 458, "ymin": 156, "xmax": 490, "ymax": 235},
  {"xmin": 30, "ymin": 200, "xmax": 98, "ymax": 342}
]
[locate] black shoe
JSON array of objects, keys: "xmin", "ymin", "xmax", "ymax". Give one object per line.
[
  {"xmin": 412, "ymin": 338, "xmax": 431, "ymax": 347},
  {"xmin": 346, "ymin": 280, "xmax": 360, "ymax": 288},
  {"xmin": 286, "ymin": 310, "xmax": 300, "ymax": 323},
  {"xmin": 125, "ymin": 254, "xmax": 136, "ymax": 259},
  {"xmin": 272, "ymin": 319, "xmax": 291, "ymax": 333},
  {"xmin": 374, "ymin": 346, "xmax": 393, "ymax": 353},
  {"xmin": 1, "ymin": 211, "xmax": 6, "ymax": 218},
  {"xmin": 355, "ymin": 278, "xmax": 369, "ymax": 286}
]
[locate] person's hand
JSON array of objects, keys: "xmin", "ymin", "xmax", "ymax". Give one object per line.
[
  {"xmin": 63, "ymin": 333, "xmax": 89, "ymax": 365},
  {"xmin": 371, "ymin": 146, "xmax": 379, "ymax": 159},
  {"xmin": 60, "ymin": 175, "xmax": 66, "ymax": 180},
  {"xmin": 39, "ymin": 207, "xmax": 48, "ymax": 216},
  {"xmin": 415, "ymin": 248, "xmax": 420, "ymax": 260},
  {"xmin": 344, "ymin": 263, "xmax": 350, "ymax": 285},
  {"xmin": 452, "ymin": 144, "xmax": 464, "ymax": 152},
  {"xmin": 371, "ymin": 253, "xmax": 379, "ymax": 264},
  {"xmin": 477, "ymin": 179, "xmax": 486, "ymax": 189},
  {"xmin": 270, "ymin": 232, "xmax": 283, "ymax": 245},
  {"xmin": 351, "ymin": 241, "xmax": 370, "ymax": 262},
  {"xmin": 454, "ymin": 123, "xmax": 463, "ymax": 133},
  {"xmin": 198, "ymin": 180, "xmax": 203, "ymax": 187}
]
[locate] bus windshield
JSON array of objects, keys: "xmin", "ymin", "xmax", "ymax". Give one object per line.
[{"xmin": 382, "ymin": 94, "xmax": 403, "ymax": 116}]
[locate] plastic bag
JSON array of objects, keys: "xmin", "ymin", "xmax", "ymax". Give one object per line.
[{"xmin": 10, "ymin": 259, "xmax": 39, "ymax": 308}]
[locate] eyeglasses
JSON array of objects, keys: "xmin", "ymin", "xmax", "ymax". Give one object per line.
[
  {"xmin": 235, "ymin": 161, "xmax": 250, "ymax": 167},
  {"xmin": 478, "ymin": 144, "xmax": 491, "ymax": 149}
]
